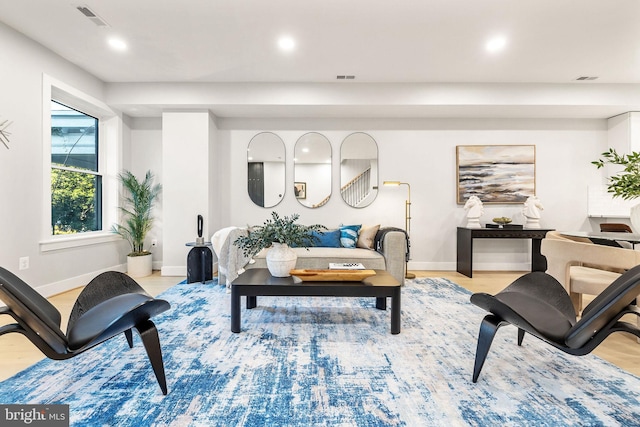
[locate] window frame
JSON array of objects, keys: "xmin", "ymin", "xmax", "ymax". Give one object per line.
[
  {"xmin": 51, "ymin": 100, "xmax": 102, "ymax": 234},
  {"xmin": 40, "ymin": 74, "xmax": 121, "ymax": 252}
]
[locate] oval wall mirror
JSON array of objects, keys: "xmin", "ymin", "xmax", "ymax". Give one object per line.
[
  {"xmin": 247, "ymin": 132, "xmax": 286, "ymax": 208},
  {"xmin": 294, "ymin": 132, "xmax": 332, "ymax": 208},
  {"xmin": 340, "ymin": 132, "xmax": 378, "ymax": 208}
]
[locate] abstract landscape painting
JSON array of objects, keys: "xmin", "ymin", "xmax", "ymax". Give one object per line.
[{"xmin": 457, "ymin": 145, "xmax": 535, "ymax": 204}]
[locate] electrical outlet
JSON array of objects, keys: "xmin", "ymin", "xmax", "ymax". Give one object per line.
[
  {"xmin": 151, "ymin": 239, "xmax": 158, "ymax": 247},
  {"xmin": 19, "ymin": 256, "xmax": 29, "ymax": 270}
]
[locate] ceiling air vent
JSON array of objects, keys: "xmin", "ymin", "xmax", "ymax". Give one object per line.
[
  {"xmin": 575, "ymin": 76, "xmax": 599, "ymax": 81},
  {"xmin": 76, "ymin": 5, "xmax": 109, "ymax": 27},
  {"xmin": 336, "ymin": 75, "xmax": 356, "ymax": 80}
]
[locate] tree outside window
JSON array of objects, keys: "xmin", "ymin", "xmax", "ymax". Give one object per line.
[{"xmin": 51, "ymin": 101, "xmax": 102, "ymax": 234}]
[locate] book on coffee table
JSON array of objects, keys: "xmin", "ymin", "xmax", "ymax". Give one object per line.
[{"xmin": 328, "ymin": 263, "xmax": 365, "ymax": 270}]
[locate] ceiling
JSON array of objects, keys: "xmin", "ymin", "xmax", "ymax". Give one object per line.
[{"xmin": 2, "ymin": 0, "xmax": 640, "ymax": 118}]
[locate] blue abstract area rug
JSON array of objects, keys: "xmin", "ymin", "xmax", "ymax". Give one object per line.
[{"xmin": 1, "ymin": 278, "xmax": 640, "ymax": 426}]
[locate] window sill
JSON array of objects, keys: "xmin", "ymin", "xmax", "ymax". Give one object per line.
[{"xmin": 40, "ymin": 232, "xmax": 121, "ymax": 252}]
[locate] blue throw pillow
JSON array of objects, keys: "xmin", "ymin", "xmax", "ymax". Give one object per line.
[
  {"xmin": 310, "ymin": 229, "xmax": 341, "ymax": 248},
  {"xmin": 340, "ymin": 225, "xmax": 361, "ymax": 248}
]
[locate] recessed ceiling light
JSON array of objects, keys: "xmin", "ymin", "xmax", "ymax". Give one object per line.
[
  {"xmin": 108, "ymin": 37, "xmax": 127, "ymax": 51},
  {"xmin": 278, "ymin": 36, "xmax": 296, "ymax": 52},
  {"xmin": 485, "ymin": 36, "xmax": 507, "ymax": 53}
]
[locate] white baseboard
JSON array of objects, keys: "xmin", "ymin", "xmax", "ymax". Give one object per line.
[
  {"xmin": 408, "ymin": 261, "xmax": 456, "ymax": 271},
  {"xmin": 36, "ymin": 264, "xmax": 127, "ymax": 298},
  {"xmin": 161, "ymin": 266, "xmax": 187, "ymax": 276},
  {"xmin": 471, "ymin": 262, "xmax": 530, "ymax": 272},
  {"xmin": 408, "ymin": 261, "xmax": 531, "ymax": 272}
]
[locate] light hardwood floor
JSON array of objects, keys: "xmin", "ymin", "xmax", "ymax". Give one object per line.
[
  {"xmin": 0, "ymin": 272, "xmax": 179, "ymax": 382},
  {"xmin": 1, "ymin": 270, "xmax": 639, "ymax": 382}
]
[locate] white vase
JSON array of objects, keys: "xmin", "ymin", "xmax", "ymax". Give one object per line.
[
  {"xmin": 127, "ymin": 253, "xmax": 153, "ymax": 278},
  {"xmin": 630, "ymin": 204, "xmax": 640, "ymax": 234},
  {"xmin": 265, "ymin": 243, "xmax": 297, "ymax": 277}
]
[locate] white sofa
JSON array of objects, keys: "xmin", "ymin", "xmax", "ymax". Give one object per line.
[{"xmin": 213, "ymin": 226, "xmax": 408, "ymax": 287}]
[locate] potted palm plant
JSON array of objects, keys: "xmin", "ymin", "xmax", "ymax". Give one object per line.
[
  {"xmin": 113, "ymin": 170, "xmax": 162, "ymax": 277},
  {"xmin": 234, "ymin": 212, "xmax": 326, "ymax": 277}
]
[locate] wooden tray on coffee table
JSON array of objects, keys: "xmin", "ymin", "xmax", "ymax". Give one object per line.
[{"xmin": 290, "ymin": 269, "xmax": 376, "ymax": 281}]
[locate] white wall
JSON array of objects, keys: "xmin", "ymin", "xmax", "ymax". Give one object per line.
[
  {"xmin": 0, "ymin": 21, "xmax": 131, "ymax": 294},
  {"xmin": 215, "ymin": 120, "xmax": 606, "ymax": 271},
  {"xmin": 161, "ymin": 111, "xmax": 218, "ymax": 276},
  {"xmin": 295, "ymin": 164, "xmax": 332, "ymax": 207},
  {"xmin": 128, "ymin": 117, "xmax": 163, "ymax": 268},
  {"xmin": 263, "ymin": 162, "xmax": 286, "ymax": 207}
]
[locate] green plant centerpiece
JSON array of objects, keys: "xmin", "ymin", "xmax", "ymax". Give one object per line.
[
  {"xmin": 592, "ymin": 148, "xmax": 640, "ymax": 199},
  {"xmin": 113, "ymin": 170, "xmax": 161, "ymax": 277},
  {"xmin": 234, "ymin": 212, "xmax": 326, "ymax": 277},
  {"xmin": 234, "ymin": 212, "xmax": 326, "ymax": 256}
]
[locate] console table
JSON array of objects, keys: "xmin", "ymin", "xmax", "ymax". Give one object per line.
[{"xmin": 457, "ymin": 227, "xmax": 553, "ymax": 278}]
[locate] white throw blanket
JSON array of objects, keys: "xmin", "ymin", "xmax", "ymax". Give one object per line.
[
  {"xmin": 212, "ymin": 227, "xmax": 252, "ymax": 287},
  {"xmin": 211, "ymin": 226, "xmax": 236, "ymax": 262}
]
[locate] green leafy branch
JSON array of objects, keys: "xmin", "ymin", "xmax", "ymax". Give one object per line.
[{"xmin": 592, "ymin": 148, "xmax": 640, "ymax": 200}]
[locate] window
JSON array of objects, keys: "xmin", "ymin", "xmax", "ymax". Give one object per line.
[
  {"xmin": 50, "ymin": 101, "xmax": 102, "ymax": 235},
  {"xmin": 41, "ymin": 75, "xmax": 120, "ymax": 252}
]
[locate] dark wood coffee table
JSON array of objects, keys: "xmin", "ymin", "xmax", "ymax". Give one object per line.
[{"xmin": 230, "ymin": 268, "xmax": 401, "ymax": 334}]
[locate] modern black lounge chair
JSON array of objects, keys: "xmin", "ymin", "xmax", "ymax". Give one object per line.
[
  {"xmin": 470, "ymin": 266, "xmax": 640, "ymax": 383},
  {"xmin": 0, "ymin": 267, "xmax": 171, "ymax": 394}
]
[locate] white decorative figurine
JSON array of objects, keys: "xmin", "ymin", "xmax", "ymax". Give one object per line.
[
  {"xmin": 523, "ymin": 196, "xmax": 544, "ymax": 229},
  {"xmin": 464, "ymin": 195, "xmax": 484, "ymax": 229}
]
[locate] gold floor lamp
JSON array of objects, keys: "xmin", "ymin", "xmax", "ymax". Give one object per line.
[{"xmin": 383, "ymin": 181, "xmax": 416, "ymax": 279}]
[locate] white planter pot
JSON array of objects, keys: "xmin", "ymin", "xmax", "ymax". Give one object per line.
[
  {"xmin": 127, "ymin": 254, "xmax": 153, "ymax": 278},
  {"xmin": 265, "ymin": 243, "xmax": 297, "ymax": 277},
  {"xmin": 631, "ymin": 204, "xmax": 640, "ymax": 234}
]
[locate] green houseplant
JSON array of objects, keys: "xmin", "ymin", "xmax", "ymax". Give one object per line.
[
  {"xmin": 593, "ymin": 148, "xmax": 640, "ymax": 232},
  {"xmin": 234, "ymin": 212, "xmax": 326, "ymax": 277},
  {"xmin": 592, "ymin": 148, "xmax": 640, "ymax": 199},
  {"xmin": 113, "ymin": 170, "xmax": 162, "ymax": 277}
]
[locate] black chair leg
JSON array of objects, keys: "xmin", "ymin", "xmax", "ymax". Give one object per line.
[
  {"xmin": 124, "ymin": 329, "xmax": 134, "ymax": 348},
  {"xmin": 136, "ymin": 320, "xmax": 168, "ymax": 395},
  {"xmin": 472, "ymin": 314, "xmax": 506, "ymax": 383},
  {"xmin": 517, "ymin": 328, "xmax": 525, "ymax": 346}
]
